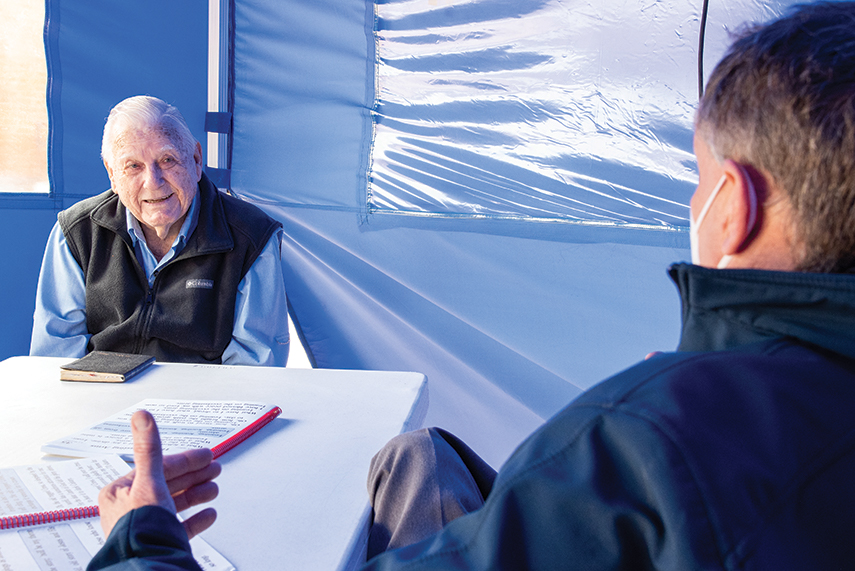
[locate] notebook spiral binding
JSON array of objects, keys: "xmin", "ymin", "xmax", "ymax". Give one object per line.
[{"xmin": 0, "ymin": 505, "xmax": 100, "ymax": 530}]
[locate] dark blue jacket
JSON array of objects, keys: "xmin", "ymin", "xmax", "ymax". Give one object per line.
[
  {"xmin": 86, "ymin": 506, "xmax": 200, "ymax": 571},
  {"xmin": 90, "ymin": 264, "xmax": 855, "ymax": 569},
  {"xmin": 365, "ymin": 263, "xmax": 855, "ymax": 570}
]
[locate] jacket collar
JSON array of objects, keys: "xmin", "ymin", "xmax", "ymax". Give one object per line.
[{"xmin": 669, "ymin": 262, "xmax": 855, "ymax": 360}]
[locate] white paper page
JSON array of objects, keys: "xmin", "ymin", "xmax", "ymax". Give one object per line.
[
  {"xmin": 0, "ymin": 456, "xmax": 129, "ymax": 517},
  {"xmin": 42, "ymin": 399, "xmax": 276, "ymax": 460},
  {"xmin": 0, "ymin": 456, "xmax": 127, "ymax": 571},
  {"xmin": 0, "ymin": 518, "xmax": 234, "ymax": 571},
  {"xmin": 188, "ymin": 535, "xmax": 236, "ymax": 571},
  {"xmin": 0, "ymin": 457, "xmax": 234, "ymax": 571},
  {"xmin": 0, "ymin": 522, "xmax": 94, "ymax": 571}
]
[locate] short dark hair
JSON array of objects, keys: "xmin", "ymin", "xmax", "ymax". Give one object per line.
[{"xmin": 696, "ymin": 2, "xmax": 855, "ymax": 273}]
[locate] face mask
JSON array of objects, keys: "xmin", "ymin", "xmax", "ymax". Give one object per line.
[
  {"xmin": 690, "ymin": 174, "xmax": 728, "ymax": 266},
  {"xmin": 689, "ymin": 170, "xmax": 758, "ymax": 268}
]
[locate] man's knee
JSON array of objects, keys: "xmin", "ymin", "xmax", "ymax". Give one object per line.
[
  {"xmin": 368, "ymin": 428, "xmax": 441, "ymax": 500},
  {"xmin": 367, "ymin": 427, "xmax": 479, "ymax": 558},
  {"xmin": 371, "ymin": 428, "xmax": 437, "ymax": 466}
]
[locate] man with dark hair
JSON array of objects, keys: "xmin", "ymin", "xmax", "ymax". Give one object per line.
[
  {"xmin": 363, "ymin": 3, "xmax": 855, "ymax": 567},
  {"xmin": 694, "ymin": 4, "xmax": 855, "ymax": 274},
  {"xmin": 87, "ymin": 3, "xmax": 855, "ymax": 569}
]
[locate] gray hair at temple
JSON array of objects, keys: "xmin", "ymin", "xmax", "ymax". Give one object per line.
[
  {"xmin": 101, "ymin": 95, "xmax": 197, "ymax": 170},
  {"xmin": 696, "ymin": 1, "xmax": 855, "ymax": 274}
]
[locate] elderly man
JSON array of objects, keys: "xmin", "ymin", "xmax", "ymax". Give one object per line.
[
  {"xmin": 86, "ymin": 2, "xmax": 855, "ymax": 569},
  {"xmin": 30, "ymin": 96, "xmax": 289, "ymax": 365}
]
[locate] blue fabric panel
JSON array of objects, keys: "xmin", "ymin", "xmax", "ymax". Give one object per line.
[
  {"xmin": 45, "ymin": 0, "xmax": 208, "ymax": 206},
  {"xmin": 0, "ymin": 209, "xmax": 58, "ymax": 360},
  {"xmin": 229, "ymin": 0, "xmax": 687, "ymax": 463},
  {"xmin": 272, "ymin": 205, "xmax": 686, "ymax": 463},
  {"xmin": 230, "ymin": 0, "xmax": 373, "ymax": 210},
  {"xmin": 205, "ymin": 112, "xmax": 233, "ymax": 134},
  {"xmin": 226, "ymin": 0, "xmax": 801, "ymax": 464},
  {"xmin": 205, "ymin": 167, "xmax": 232, "ymax": 189}
]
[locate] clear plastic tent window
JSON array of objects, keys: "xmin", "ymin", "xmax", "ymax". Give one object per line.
[
  {"xmin": 369, "ymin": 0, "xmax": 698, "ymax": 228},
  {"xmin": 28, "ymin": 0, "xmax": 804, "ymax": 466}
]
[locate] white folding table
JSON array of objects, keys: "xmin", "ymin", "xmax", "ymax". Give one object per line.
[{"xmin": 0, "ymin": 356, "xmax": 428, "ymax": 570}]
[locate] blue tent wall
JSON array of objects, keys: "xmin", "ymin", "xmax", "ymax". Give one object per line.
[
  {"xmin": 228, "ymin": 0, "xmax": 805, "ymax": 465},
  {"xmin": 44, "ymin": 3, "xmax": 208, "ymax": 207},
  {"xmin": 229, "ymin": 0, "xmax": 691, "ymax": 465},
  {"xmin": 0, "ymin": 1, "xmax": 207, "ymax": 362},
  {"xmin": 3, "ymin": 0, "xmax": 807, "ymax": 466},
  {"xmin": 0, "ymin": 210, "xmax": 55, "ymax": 359}
]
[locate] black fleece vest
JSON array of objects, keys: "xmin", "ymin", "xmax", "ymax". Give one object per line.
[{"xmin": 59, "ymin": 174, "xmax": 281, "ymax": 363}]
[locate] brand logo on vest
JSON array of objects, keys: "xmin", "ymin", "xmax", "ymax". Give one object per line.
[{"xmin": 185, "ymin": 279, "xmax": 214, "ymax": 289}]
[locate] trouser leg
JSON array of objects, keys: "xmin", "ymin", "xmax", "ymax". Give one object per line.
[{"xmin": 366, "ymin": 427, "xmax": 497, "ymax": 559}]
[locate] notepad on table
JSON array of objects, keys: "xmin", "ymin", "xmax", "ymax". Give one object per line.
[
  {"xmin": 42, "ymin": 399, "xmax": 282, "ymax": 461},
  {"xmin": 59, "ymin": 350, "xmax": 156, "ymax": 382}
]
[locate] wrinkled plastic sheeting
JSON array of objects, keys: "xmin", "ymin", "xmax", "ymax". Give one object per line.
[
  {"xmin": 227, "ymin": 0, "xmax": 805, "ymax": 465},
  {"xmin": 369, "ymin": 0, "xmax": 793, "ymax": 227},
  {"xmin": 370, "ymin": 0, "xmax": 699, "ymax": 227}
]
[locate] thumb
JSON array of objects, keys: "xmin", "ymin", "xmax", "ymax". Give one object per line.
[{"xmin": 130, "ymin": 410, "xmax": 167, "ymax": 496}]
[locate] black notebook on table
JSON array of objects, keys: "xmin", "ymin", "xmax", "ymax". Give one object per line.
[{"xmin": 59, "ymin": 351, "xmax": 155, "ymax": 382}]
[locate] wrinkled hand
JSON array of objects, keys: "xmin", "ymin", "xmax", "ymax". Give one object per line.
[{"xmin": 98, "ymin": 410, "xmax": 222, "ymax": 539}]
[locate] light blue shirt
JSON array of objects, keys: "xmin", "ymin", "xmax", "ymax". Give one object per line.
[{"xmin": 30, "ymin": 193, "xmax": 289, "ymax": 366}]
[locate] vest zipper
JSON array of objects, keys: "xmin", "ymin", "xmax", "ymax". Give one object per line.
[{"xmin": 136, "ymin": 273, "xmax": 157, "ymax": 354}]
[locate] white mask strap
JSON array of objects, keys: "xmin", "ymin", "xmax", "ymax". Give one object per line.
[
  {"xmin": 716, "ymin": 254, "xmax": 733, "ymax": 269},
  {"xmin": 693, "ymin": 174, "xmax": 728, "ymax": 228},
  {"xmin": 690, "ymin": 174, "xmax": 727, "ymax": 266}
]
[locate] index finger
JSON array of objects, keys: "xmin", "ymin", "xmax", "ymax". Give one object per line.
[{"xmin": 162, "ymin": 448, "xmax": 215, "ymax": 482}]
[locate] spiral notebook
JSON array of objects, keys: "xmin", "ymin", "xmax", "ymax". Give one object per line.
[{"xmin": 0, "ymin": 456, "xmax": 234, "ymax": 570}]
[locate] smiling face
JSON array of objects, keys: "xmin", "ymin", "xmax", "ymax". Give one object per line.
[{"xmin": 105, "ymin": 128, "xmax": 203, "ymax": 243}]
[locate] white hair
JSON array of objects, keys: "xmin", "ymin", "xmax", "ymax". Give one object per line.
[{"xmin": 101, "ymin": 95, "xmax": 196, "ymax": 168}]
